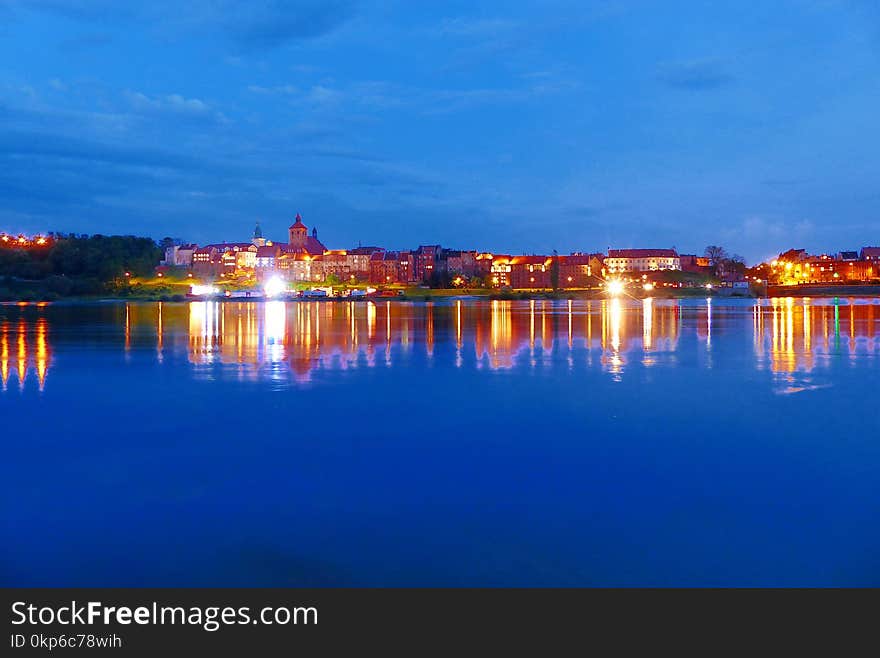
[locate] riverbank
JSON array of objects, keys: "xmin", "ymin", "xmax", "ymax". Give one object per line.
[
  {"xmin": 11, "ymin": 280, "xmax": 880, "ymax": 303},
  {"xmin": 1, "ymin": 288, "xmax": 760, "ymax": 303},
  {"xmin": 766, "ymin": 283, "xmax": 880, "ymax": 298}
]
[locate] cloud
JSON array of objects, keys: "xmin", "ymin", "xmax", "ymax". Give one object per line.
[
  {"xmin": 247, "ymin": 84, "xmax": 299, "ymax": 95},
  {"xmin": 293, "ymin": 76, "xmax": 579, "ymax": 115},
  {"xmin": 7, "ymin": 0, "xmax": 358, "ymax": 50},
  {"xmin": 0, "ymin": 130, "xmax": 211, "ymax": 171},
  {"xmin": 123, "ymin": 91, "xmax": 228, "ymax": 124},
  {"xmin": 434, "ymin": 17, "xmax": 520, "ymax": 39},
  {"xmin": 214, "ymin": 0, "xmax": 358, "ymax": 50},
  {"xmin": 305, "ymin": 85, "xmax": 343, "ymax": 105},
  {"xmin": 658, "ymin": 59, "xmax": 736, "ymax": 91}
]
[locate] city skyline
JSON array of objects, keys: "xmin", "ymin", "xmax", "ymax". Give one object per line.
[{"xmin": 1, "ymin": 2, "xmax": 879, "ymax": 264}]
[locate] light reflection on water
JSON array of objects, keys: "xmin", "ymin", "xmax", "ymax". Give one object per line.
[
  {"xmin": 1, "ymin": 297, "xmax": 879, "ymax": 392},
  {"xmin": 3, "ymin": 296, "xmax": 880, "ymax": 586}
]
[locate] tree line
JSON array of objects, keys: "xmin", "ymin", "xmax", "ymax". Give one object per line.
[{"xmin": 0, "ymin": 234, "xmax": 162, "ymax": 296}]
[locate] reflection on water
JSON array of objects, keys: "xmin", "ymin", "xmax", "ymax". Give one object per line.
[
  {"xmin": 1, "ymin": 297, "xmax": 879, "ymax": 392},
  {"xmin": 4, "ymin": 296, "xmax": 880, "ymax": 587},
  {"xmin": 0, "ymin": 313, "xmax": 50, "ymax": 391}
]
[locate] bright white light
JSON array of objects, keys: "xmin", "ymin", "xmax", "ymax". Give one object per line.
[
  {"xmin": 705, "ymin": 283, "xmax": 713, "ymax": 289},
  {"xmin": 642, "ymin": 283, "xmax": 654, "ymax": 291},
  {"xmin": 607, "ymin": 280, "xmax": 625, "ymax": 296},
  {"xmin": 190, "ymin": 284, "xmax": 218, "ymax": 296},
  {"xmin": 264, "ymin": 276, "xmax": 286, "ymax": 298}
]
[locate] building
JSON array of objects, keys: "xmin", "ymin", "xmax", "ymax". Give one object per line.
[
  {"xmin": 255, "ymin": 242, "xmax": 286, "ymax": 278},
  {"xmin": 604, "ymin": 249, "xmax": 680, "ymax": 273},
  {"xmin": 860, "ymin": 246, "xmax": 880, "ymax": 262},
  {"xmin": 838, "ymin": 250, "xmax": 859, "ymax": 262},
  {"xmin": 557, "ymin": 254, "xmax": 593, "ymax": 287},
  {"xmin": 443, "ymin": 250, "xmax": 478, "ymax": 276},
  {"xmin": 679, "ymin": 254, "xmax": 710, "ymax": 273},
  {"xmin": 192, "ymin": 243, "xmax": 256, "ymax": 276},
  {"xmin": 771, "ymin": 252, "xmax": 876, "ymax": 284},
  {"xmin": 288, "ymin": 213, "xmax": 326, "ymax": 255},
  {"xmin": 370, "ymin": 251, "xmax": 415, "ymax": 284},
  {"xmin": 192, "ymin": 245, "xmax": 222, "ymax": 275},
  {"xmin": 509, "ymin": 255, "xmax": 553, "ymax": 288},
  {"xmin": 252, "ymin": 223, "xmax": 266, "ymax": 248},
  {"xmin": 414, "ymin": 245, "xmax": 442, "ymax": 282},
  {"xmin": 277, "ymin": 252, "xmax": 320, "ymax": 282},
  {"xmin": 483, "ymin": 254, "xmax": 593, "ymax": 289},
  {"xmin": 488, "ymin": 255, "xmax": 513, "ymax": 287},
  {"xmin": 163, "ymin": 244, "xmax": 196, "ymax": 267},
  {"xmin": 347, "ymin": 246, "xmax": 384, "ymax": 279},
  {"xmin": 475, "ymin": 253, "xmax": 496, "ymax": 279}
]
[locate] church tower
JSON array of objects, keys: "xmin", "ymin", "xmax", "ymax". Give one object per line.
[
  {"xmin": 289, "ymin": 213, "xmax": 308, "ymax": 248},
  {"xmin": 252, "ymin": 222, "xmax": 266, "ymax": 247}
]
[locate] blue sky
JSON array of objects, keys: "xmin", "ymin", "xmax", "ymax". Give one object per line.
[{"xmin": 0, "ymin": 0, "xmax": 878, "ymax": 262}]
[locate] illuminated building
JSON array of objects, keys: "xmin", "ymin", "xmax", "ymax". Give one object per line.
[
  {"xmin": 557, "ymin": 254, "xmax": 593, "ymax": 287},
  {"xmin": 488, "ymin": 255, "xmax": 513, "ymax": 287},
  {"xmin": 162, "ymin": 244, "xmax": 196, "ymax": 267},
  {"xmin": 193, "ymin": 243, "xmax": 256, "ymax": 276},
  {"xmin": 604, "ymin": 249, "xmax": 681, "ymax": 273},
  {"xmin": 288, "ymin": 213, "xmax": 326, "ymax": 254},
  {"xmin": 861, "ymin": 247, "xmax": 880, "ymax": 263},
  {"xmin": 679, "ymin": 254, "xmax": 711, "ymax": 273},
  {"xmin": 443, "ymin": 250, "xmax": 477, "ymax": 276},
  {"xmin": 413, "ymin": 245, "xmax": 441, "ymax": 282},
  {"xmin": 252, "ymin": 222, "xmax": 266, "ymax": 248},
  {"xmin": 369, "ymin": 251, "xmax": 415, "ymax": 284},
  {"xmin": 770, "ymin": 252, "xmax": 876, "ymax": 284},
  {"xmin": 509, "ymin": 255, "xmax": 553, "ymax": 289}
]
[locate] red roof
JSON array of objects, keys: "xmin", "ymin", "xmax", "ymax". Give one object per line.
[
  {"xmin": 557, "ymin": 254, "xmax": 591, "ymax": 264},
  {"xmin": 607, "ymin": 249, "xmax": 678, "ymax": 258},
  {"xmin": 256, "ymin": 245, "xmax": 279, "ymax": 258},
  {"xmin": 510, "ymin": 255, "xmax": 552, "ymax": 266},
  {"xmin": 289, "ymin": 213, "xmax": 307, "ymax": 230}
]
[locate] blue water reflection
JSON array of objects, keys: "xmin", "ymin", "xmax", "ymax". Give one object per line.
[{"xmin": 2, "ymin": 297, "xmax": 879, "ymax": 585}]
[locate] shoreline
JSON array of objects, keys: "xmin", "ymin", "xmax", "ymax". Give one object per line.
[{"xmin": 4, "ymin": 284, "xmax": 880, "ymax": 304}]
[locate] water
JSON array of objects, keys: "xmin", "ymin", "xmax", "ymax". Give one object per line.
[{"xmin": 2, "ymin": 297, "xmax": 879, "ymax": 586}]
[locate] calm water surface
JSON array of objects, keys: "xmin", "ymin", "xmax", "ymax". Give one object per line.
[{"xmin": 2, "ymin": 297, "xmax": 879, "ymax": 585}]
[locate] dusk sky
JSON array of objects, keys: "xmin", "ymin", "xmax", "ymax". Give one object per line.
[{"xmin": 1, "ymin": 1, "xmax": 878, "ymax": 263}]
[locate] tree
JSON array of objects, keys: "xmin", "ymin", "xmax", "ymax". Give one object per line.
[
  {"xmin": 720, "ymin": 253, "xmax": 746, "ymax": 280},
  {"xmin": 704, "ymin": 245, "xmax": 727, "ymax": 267}
]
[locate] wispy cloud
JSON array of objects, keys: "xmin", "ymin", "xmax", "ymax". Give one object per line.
[
  {"xmin": 281, "ymin": 76, "xmax": 580, "ymax": 114},
  {"xmin": 124, "ymin": 91, "xmax": 228, "ymax": 124},
  {"xmin": 7, "ymin": 0, "xmax": 358, "ymax": 50},
  {"xmin": 658, "ymin": 59, "xmax": 736, "ymax": 91},
  {"xmin": 214, "ymin": 0, "xmax": 358, "ymax": 50},
  {"xmin": 247, "ymin": 84, "xmax": 299, "ymax": 95}
]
